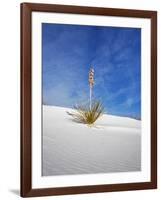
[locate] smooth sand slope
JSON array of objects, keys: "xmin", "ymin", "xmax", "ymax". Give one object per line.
[{"xmin": 42, "ymin": 105, "xmax": 141, "ymax": 176}]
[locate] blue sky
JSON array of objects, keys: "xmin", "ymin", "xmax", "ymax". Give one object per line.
[{"xmin": 42, "ymin": 23, "xmax": 141, "ymax": 118}]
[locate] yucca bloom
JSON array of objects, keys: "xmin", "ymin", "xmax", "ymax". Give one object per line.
[{"xmin": 89, "ymin": 68, "xmax": 94, "ymax": 110}]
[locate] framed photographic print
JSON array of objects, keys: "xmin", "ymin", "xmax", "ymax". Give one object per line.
[{"xmin": 21, "ymin": 3, "xmax": 157, "ymax": 197}]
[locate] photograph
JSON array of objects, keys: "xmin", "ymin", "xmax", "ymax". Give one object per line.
[
  {"xmin": 42, "ymin": 23, "xmax": 141, "ymax": 176},
  {"xmin": 21, "ymin": 3, "xmax": 157, "ymax": 197}
]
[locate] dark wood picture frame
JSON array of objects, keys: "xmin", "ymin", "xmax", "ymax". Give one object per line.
[{"xmin": 21, "ymin": 2, "xmax": 157, "ymax": 197}]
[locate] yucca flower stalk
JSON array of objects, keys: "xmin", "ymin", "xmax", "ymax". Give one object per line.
[{"xmin": 89, "ymin": 68, "xmax": 94, "ymax": 110}]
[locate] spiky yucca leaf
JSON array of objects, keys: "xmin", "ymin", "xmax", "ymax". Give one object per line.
[{"xmin": 67, "ymin": 101, "xmax": 104, "ymax": 125}]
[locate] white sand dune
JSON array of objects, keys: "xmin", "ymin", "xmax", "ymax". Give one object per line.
[{"xmin": 42, "ymin": 105, "xmax": 141, "ymax": 176}]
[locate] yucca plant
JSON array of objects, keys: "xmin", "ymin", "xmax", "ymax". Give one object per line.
[
  {"xmin": 67, "ymin": 67, "xmax": 104, "ymax": 125},
  {"xmin": 67, "ymin": 101, "xmax": 104, "ymax": 125}
]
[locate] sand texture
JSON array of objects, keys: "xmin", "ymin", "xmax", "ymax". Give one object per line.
[{"xmin": 42, "ymin": 105, "xmax": 141, "ymax": 176}]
